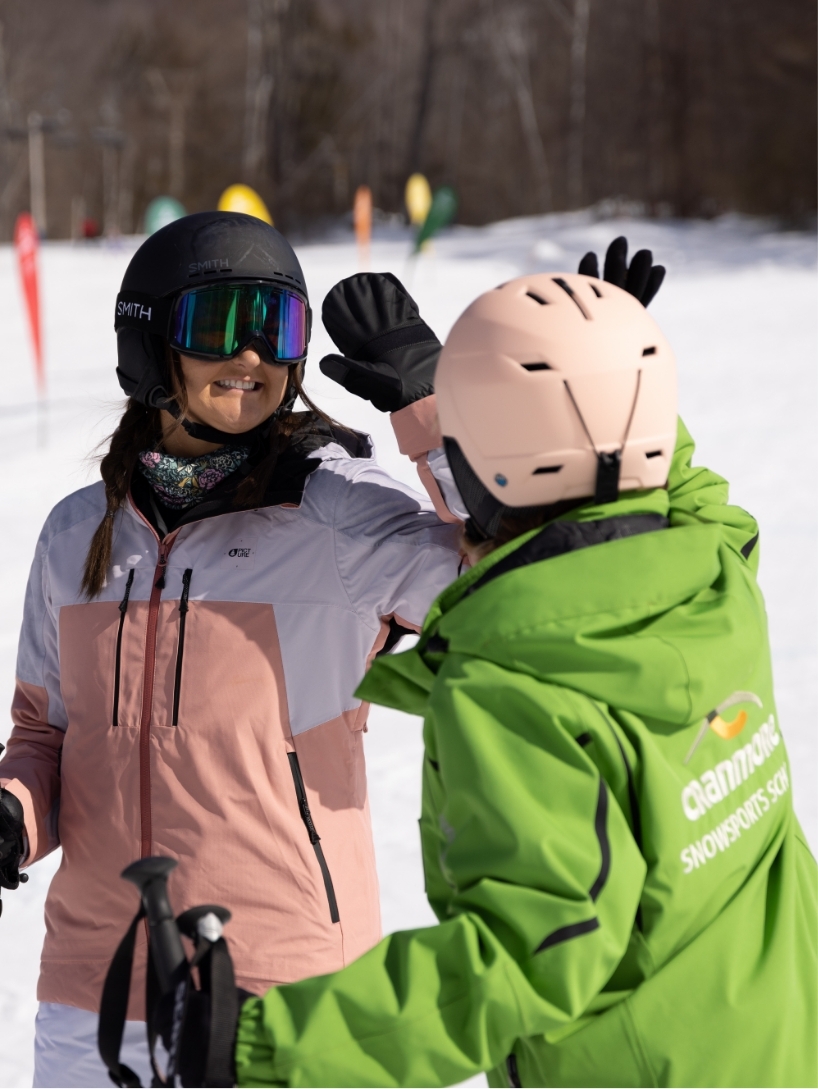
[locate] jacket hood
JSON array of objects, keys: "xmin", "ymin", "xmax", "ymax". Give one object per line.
[{"xmin": 359, "ymin": 486, "xmax": 768, "ymax": 730}]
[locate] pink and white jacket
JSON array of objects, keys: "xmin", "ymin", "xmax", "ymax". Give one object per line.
[{"xmin": 0, "ymin": 401, "xmax": 461, "ymax": 1017}]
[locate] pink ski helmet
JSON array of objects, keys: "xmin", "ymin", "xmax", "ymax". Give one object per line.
[{"xmin": 435, "ymin": 272, "xmax": 677, "ymax": 537}]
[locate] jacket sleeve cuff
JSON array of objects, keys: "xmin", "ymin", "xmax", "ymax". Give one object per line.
[
  {"xmin": 390, "ymin": 396, "xmax": 443, "ymax": 461},
  {"xmin": 1, "ymin": 682, "xmax": 64, "ymax": 864},
  {"xmin": 0, "ymin": 777, "xmax": 37, "ymax": 864},
  {"xmin": 415, "ymin": 454, "xmax": 462, "ymax": 524},
  {"xmin": 235, "ymin": 996, "xmax": 281, "ymax": 1088}
]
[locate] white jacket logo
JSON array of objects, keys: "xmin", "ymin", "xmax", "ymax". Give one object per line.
[{"xmin": 681, "ymin": 714, "xmax": 779, "ymax": 821}]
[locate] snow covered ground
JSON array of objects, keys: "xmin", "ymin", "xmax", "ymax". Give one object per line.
[{"xmin": 0, "ymin": 212, "xmax": 814, "ymax": 1087}]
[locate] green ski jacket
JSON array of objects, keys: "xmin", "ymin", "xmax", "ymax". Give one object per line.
[{"xmin": 236, "ymin": 421, "xmax": 817, "ymax": 1088}]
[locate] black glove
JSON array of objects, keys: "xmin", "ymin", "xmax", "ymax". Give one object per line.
[
  {"xmin": 578, "ymin": 236, "xmax": 665, "ymax": 307},
  {"xmin": 0, "ymin": 787, "xmax": 27, "ymax": 912},
  {"xmin": 320, "ymin": 272, "xmax": 441, "ymax": 412}
]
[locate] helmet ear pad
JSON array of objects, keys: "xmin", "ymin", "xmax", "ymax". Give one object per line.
[
  {"xmin": 445, "ymin": 436, "xmax": 589, "ymax": 543},
  {"xmin": 444, "ymin": 437, "xmax": 506, "ymax": 539},
  {"xmin": 116, "ymin": 328, "xmax": 175, "ymax": 409}
]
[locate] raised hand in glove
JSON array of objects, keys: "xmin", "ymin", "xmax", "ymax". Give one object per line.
[
  {"xmin": 0, "ymin": 787, "xmax": 28, "ymax": 913},
  {"xmin": 320, "ymin": 272, "xmax": 441, "ymax": 413},
  {"xmin": 578, "ymin": 236, "xmax": 665, "ymax": 307}
]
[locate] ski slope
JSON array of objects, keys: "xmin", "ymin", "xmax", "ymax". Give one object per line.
[{"xmin": 0, "ymin": 213, "xmax": 815, "ymax": 1087}]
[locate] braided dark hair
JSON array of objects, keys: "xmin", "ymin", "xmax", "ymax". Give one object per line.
[{"xmin": 81, "ymin": 399, "xmax": 161, "ymax": 597}]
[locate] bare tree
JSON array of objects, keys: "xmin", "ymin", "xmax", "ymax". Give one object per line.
[
  {"xmin": 27, "ymin": 111, "xmax": 46, "ymax": 233},
  {"xmin": 443, "ymin": 54, "xmax": 466, "ymax": 186},
  {"xmin": 146, "ymin": 68, "xmax": 195, "ymax": 199},
  {"xmin": 243, "ymin": 0, "xmax": 288, "ymax": 187},
  {"xmin": 407, "ymin": 0, "xmax": 440, "ymax": 176},
  {"xmin": 644, "ymin": 0, "xmax": 665, "ymax": 205},
  {"xmin": 118, "ymin": 138, "xmax": 136, "ymax": 234},
  {"xmin": 544, "ymin": 0, "xmax": 590, "ymax": 208},
  {"xmin": 95, "ymin": 99, "xmax": 125, "ymax": 236},
  {"xmin": 489, "ymin": 1, "xmax": 552, "ymax": 211},
  {"xmin": 567, "ymin": 0, "xmax": 590, "ymax": 208}
]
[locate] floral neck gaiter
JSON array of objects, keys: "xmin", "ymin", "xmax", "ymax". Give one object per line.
[{"xmin": 138, "ymin": 446, "xmax": 250, "ymax": 509}]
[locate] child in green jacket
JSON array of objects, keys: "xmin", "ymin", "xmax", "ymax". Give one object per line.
[{"xmin": 232, "ymin": 265, "xmax": 816, "ymax": 1088}]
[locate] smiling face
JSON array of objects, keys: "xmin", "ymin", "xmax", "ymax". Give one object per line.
[{"xmin": 161, "ymin": 343, "xmax": 291, "ymax": 456}]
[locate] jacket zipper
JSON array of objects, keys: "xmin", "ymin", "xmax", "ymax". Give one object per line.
[
  {"xmin": 171, "ymin": 569, "xmax": 192, "ymax": 727},
  {"xmin": 112, "ymin": 568, "xmax": 135, "ymax": 727},
  {"xmin": 287, "ymin": 752, "xmax": 340, "ymax": 923},
  {"xmin": 139, "ymin": 539, "xmax": 172, "ymax": 858}
]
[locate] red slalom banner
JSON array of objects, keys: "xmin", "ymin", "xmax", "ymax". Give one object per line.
[{"xmin": 14, "ymin": 212, "xmax": 44, "ymax": 394}]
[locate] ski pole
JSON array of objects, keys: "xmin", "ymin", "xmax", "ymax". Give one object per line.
[
  {"xmin": 121, "ymin": 856, "xmax": 187, "ymax": 993},
  {"xmin": 122, "ymin": 857, "xmax": 192, "ymax": 1085}
]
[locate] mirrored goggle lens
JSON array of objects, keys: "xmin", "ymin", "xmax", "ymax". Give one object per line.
[
  {"xmin": 171, "ymin": 285, "xmax": 307, "ymax": 361},
  {"xmin": 276, "ymin": 291, "xmax": 308, "ymax": 360}
]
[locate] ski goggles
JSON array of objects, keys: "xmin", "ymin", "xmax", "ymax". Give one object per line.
[{"xmin": 168, "ymin": 282, "xmax": 310, "ymax": 363}]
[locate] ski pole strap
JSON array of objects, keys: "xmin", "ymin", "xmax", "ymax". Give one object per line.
[
  {"xmin": 146, "ymin": 949, "xmax": 179, "ymax": 1089},
  {"xmin": 193, "ymin": 936, "xmax": 239, "ymax": 1088},
  {"xmin": 99, "ymin": 901, "xmax": 239, "ymax": 1089},
  {"xmin": 98, "ymin": 906, "xmax": 147, "ymax": 1089}
]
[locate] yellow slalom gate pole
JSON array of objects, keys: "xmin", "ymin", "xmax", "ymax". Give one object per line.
[
  {"xmin": 217, "ymin": 184, "xmax": 273, "ymax": 225},
  {"xmin": 405, "ymin": 173, "xmax": 432, "ymax": 225}
]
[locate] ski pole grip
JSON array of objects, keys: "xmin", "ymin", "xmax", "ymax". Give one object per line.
[{"xmin": 121, "ymin": 856, "xmax": 187, "ymax": 993}]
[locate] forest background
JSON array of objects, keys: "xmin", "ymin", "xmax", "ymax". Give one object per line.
[{"xmin": 0, "ymin": 0, "xmax": 814, "ymax": 241}]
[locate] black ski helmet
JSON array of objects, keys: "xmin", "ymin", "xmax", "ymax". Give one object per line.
[{"xmin": 114, "ymin": 211, "xmax": 311, "ymax": 425}]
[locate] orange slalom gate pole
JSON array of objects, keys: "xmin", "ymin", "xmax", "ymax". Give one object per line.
[{"xmin": 353, "ymin": 185, "xmax": 372, "ymax": 271}]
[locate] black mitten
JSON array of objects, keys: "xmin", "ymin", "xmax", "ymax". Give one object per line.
[
  {"xmin": 578, "ymin": 236, "xmax": 665, "ymax": 307},
  {"xmin": 0, "ymin": 788, "xmax": 27, "ymax": 900},
  {"xmin": 320, "ymin": 273, "xmax": 441, "ymax": 412}
]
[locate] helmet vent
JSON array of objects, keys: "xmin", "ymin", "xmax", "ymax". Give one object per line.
[
  {"xmin": 533, "ymin": 465, "xmax": 563, "ymax": 475},
  {"xmin": 552, "ymin": 277, "xmax": 591, "ymax": 319},
  {"xmin": 642, "ymin": 346, "xmax": 657, "ymax": 356},
  {"xmin": 521, "ymin": 362, "xmax": 552, "ymax": 371},
  {"xmin": 525, "ymin": 290, "xmax": 549, "ymax": 305}
]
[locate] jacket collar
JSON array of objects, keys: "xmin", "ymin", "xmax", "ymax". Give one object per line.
[{"xmin": 130, "ymin": 416, "xmax": 371, "ymax": 536}]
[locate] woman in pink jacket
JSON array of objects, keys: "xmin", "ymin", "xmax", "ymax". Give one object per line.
[{"xmin": 0, "ymin": 212, "xmax": 464, "ymax": 1087}]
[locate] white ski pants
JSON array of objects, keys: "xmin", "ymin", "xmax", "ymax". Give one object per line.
[{"xmin": 33, "ymin": 1001, "xmax": 168, "ymax": 1088}]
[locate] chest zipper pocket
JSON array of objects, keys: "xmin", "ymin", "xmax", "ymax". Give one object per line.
[
  {"xmin": 172, "ymin": 569, "xmax": 193, "ymax": 727},
  {"xmin": 112, "ymin": 569, "xmax": 135, "ymax": 727},
  {"xmin": 287, "ymin": 752, "xmax": 340, "ymax": 923}
]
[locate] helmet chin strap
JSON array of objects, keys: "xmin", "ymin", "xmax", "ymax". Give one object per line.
[{"xmin": 180, "ymin": 410, "xmax": 271, "ymax": 446}]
